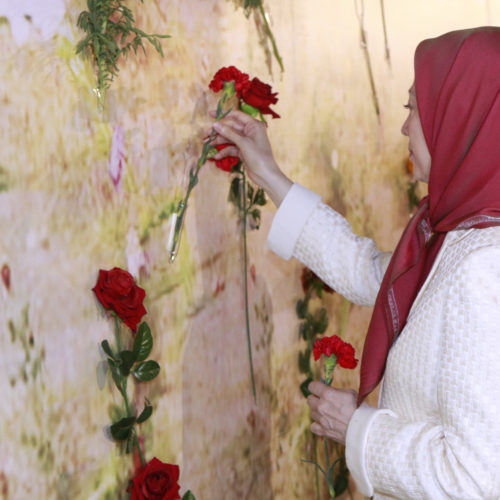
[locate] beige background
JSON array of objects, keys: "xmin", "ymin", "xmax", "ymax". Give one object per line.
[{"xmin": 0, "ymin": 0, "xmax": 498, "ymax": 498}]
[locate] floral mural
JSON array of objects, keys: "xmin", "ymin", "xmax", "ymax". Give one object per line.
[{"xmin": 0, "ymin": 0, "xmax": 497, "ymax": 498}]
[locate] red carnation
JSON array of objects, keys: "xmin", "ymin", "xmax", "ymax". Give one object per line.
[
  {"xmin": 128, "ymin": 457, "xmax": 180, "ymax": 500},
  {"xmin": 209, "ymin": 143, "xmax": 240, "ymax": 172},
  {"xmin": 241, "ymin": 77, "xmax": 280, "ymax": 119},
  {"xmin": 313, "ymin": 335, "xmax": 358, "ymax": 369},
  {"xmin": 92, "ymin": 267, "xmax": 146, "ymax": 332},
  {"xmin": 209, "ymin": 66, "xmax": 250, "ymax": 97},
  {"xmin": 301, "ymin": 267, "xmax": 334, "ymax": 296}
]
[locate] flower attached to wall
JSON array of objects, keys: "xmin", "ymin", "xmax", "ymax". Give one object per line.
[
  {"xmin": 92, "ymin": 267, "xmax": 195, "ymax": 499},
  {"xmin": 76, "ymin": 0, "xmax": 170, "ymax": 108},
  {"xmin": 128, "ymin": 458, "xmax": 182, "ymax": 500},
  {"xmin": 93, "ymin": 267, "xmax": 147, "ymax": 332},
  {"xmin": 168, "ymin": 66, "xmax": 279, "ymax": 402},
  {"xmin": 301, "ymin": 268, "xmax": 334, "ymax": 297}
]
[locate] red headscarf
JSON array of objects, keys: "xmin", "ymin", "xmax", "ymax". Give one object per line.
[{"xmin": 358, "ymin": 27, "xmax": 500, "ymax": 404}]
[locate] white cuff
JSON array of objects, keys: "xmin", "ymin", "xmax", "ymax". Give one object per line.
[
  {"xmin": 266, "ymin": 183, "xmax": 322, "ymax": 260},
  {"xmin": 346, "ymin": 403, "xmax": 395, "ymax": 497}
]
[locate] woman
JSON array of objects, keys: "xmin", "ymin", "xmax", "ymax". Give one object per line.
[{"xmin": 212, "ymin": 27, "xmax": 500, "ymax": 498}]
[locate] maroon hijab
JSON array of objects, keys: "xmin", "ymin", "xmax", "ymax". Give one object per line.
[{"xmin": 358, "ymin": 27, "xmax": 500, "ymax": 404}]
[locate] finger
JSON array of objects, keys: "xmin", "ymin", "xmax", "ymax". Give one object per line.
[
  {"xmin": 212, "ymin": 122, "xmax": 244, "ymax": 146},
  {"xmin": 208, "ymin": 134, "xmax": 235, "ymax": 146},
  {"xmin": 310, "ymin": 422, "xmax": 325, "ymax": 437},
  {"xmin": 307, "ymin": 394, "xmax": 320, "ymax": 411},
  {"xmin": 209, "ymin": 110, "xmax": 217, "ymax": 118},
  {"xmin": 308, "ymin": 381, "xmax": 329, "ymax": 398},
  {"xmin": 218, "ymin": 109, "xmax": 260, "ymax": 129},
  {"xmin": 214, "ymin": 146, "xmax": 239, "ymax": 159}
]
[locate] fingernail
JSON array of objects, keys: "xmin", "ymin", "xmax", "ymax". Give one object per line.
[{"xmin": 213, "ymin": 122, "xmax": 221, "ymax": 130}]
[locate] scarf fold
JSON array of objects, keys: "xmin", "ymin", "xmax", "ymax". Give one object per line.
[{"xmin": 358, "ymin": 27, "xmax": 500, "ymax": 404}]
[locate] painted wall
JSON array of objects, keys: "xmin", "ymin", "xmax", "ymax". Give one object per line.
[{"xmin": 0, "ymin": 0, "xmax": 498, "ymax": 498}]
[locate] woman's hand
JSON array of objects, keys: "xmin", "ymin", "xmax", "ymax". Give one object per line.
[
  {"xmin": 307, "ymin": 381, "xmax": 358, "ymax": 446},
  {"xmin": 210, "ymin": 110, "xmax": 292, "ymax": 207}
]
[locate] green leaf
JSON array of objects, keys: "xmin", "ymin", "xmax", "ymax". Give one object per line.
[
  {"xmin": 314, "ymin": 308, "xmax": 328, "ymax": 334},
  {"xmin": 228, "ymin": 177, "xmax": 242, "ymax": 208},
  {"xmin": 246, "ymin": 182, "xmax": 254, "ymax": 202},
  {"xmin": 254, "ymin": 188, "xmax": 266, "ymax": 206},
  {"xmin": 300, "ymin": 377, "xmax": 313, "ymax": 398},
  {"xmin": 182, "ymin": 491, "xmax": 196, "ymax": 500},
  {"xmin": 133, "ymin": 322, "xmax": 153, "ymax": 362},
  {"xmin": 136, "ymin": 403, "xmax": 153, "ymax": 423},
  {"xmin": 250, "ymin": 208, "xmax": 261, "ymax": 228},
  {"xmin": 101, "ymin": 340, "xmax": 114, "ymax": 359},
  {"xmin": 296, "ymin": 299, "xmax": 308, "ymax": 320},
  {"xmin": 133, "ymin": 360, "xmax": 160, "ymax": 382},
  {"xmin": 110, "ymin": 416, "xmax": 136, "ymax": 441},
  {"xmin": 334, "ymin": 466, "xmax": 349, "ymax": 496},
  {"xmin": 298, "ymin": 349, "xmax": 311, "ymax": 374},
  {"xmin": 118, "ymin": 350, "xmax": 136, "ymax": 377},
  {"xmin": 298, "ymin": 321, "xmax": 310, "ymax": 340}
]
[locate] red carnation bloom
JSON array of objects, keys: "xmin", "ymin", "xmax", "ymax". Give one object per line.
[
  {"xmin": 313, "ymin": 335, "xmax": 358, "ymax": 369},
  {"xmin": 208, "ymin": 143, "xmax": 240, "ymax": 172},
  {"xmin": 241, "ymin": 77, "xmax": 280, "ymax": 119},
  {"xmin": 301, "ymin": 267, "xmax": 334, "ymax": 295},
  {"xmin": 128, "ymin": 457, "xmax": 180, "ymax": 500},
  {"xmin": 209, "ymin": 66, "xmax": 250, "ymax": 97},
  {"xmin": 92, "ymin": 267, "xmax": 147, "ymax": 332}
]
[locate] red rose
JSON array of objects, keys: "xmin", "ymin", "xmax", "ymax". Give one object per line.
[
  {"xmin": 300, "ymin": 267, "xmax": 334, "ymax": 295},
  {"xmin": 241, "ymin": 77, "xmax": 280, "ymax": 119},
  {"xmin": 209, "ymin": 66, "xmax": 250, "ymax": 97},
  {"xmin": 92, "ymin": 267, "xmax": 146, "ymax": 332},
  {"xmin": 128, "ymin": 457, "xmax": 180, "ymax": 500},
  {"xmin": 208, "ymin": 143, "xmax": 240, "ymax": 172},
  {"xmin": 313, "ymin": 335, "xmax": 358, "ymax": 369}
]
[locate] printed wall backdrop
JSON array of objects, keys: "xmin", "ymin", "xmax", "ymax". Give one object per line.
[{"xmin": 0, "ymin": 0, "xmax": 498, "ymax": 498}]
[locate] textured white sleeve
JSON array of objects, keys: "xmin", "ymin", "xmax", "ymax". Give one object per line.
[
  {"xmin": 267, "ymin": 183, "xmax": 392, "ymax": 306},
  {"xmin": 345, "ymin": 403, "xmax": 396, "ymax": 497},
  {"xmin": 364, "ymin": 246, "xmax": 500, "ymax": 499}
]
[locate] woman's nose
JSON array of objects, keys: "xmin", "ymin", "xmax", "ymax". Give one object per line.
[{"xmin": 401, "ymin": 117, "xmax": 409, "ymax": 136}]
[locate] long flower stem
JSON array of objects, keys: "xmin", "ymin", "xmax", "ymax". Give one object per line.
[
  {"xmin": 314, "ymin": 435, "xmax": 321, "ymax": 500},
  {"xmin": 114, "ymin": 315, "xmax": 146, "ymax": 467},
  {"xmin": 169, "ymin": 97, "xmax": 230, "ymax": 262},
  {"xmin": 324, "ymin": 437, "xmax": 335, "ymax": 498},
  {"xmin": 242, "ymin": 169, "xmax": 257, "ymax": 402},
  {"xmin": 257, "ymin": 3, "xmax": 284, "ymax": 72}
]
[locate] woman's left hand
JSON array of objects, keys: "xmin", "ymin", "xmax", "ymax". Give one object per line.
[{"xmin": 307, "ymin": 381, "xmax": 358, "ymax": 446}]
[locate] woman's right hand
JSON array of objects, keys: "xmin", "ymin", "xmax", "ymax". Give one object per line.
[{"xmin": 210, "ymin": 110, "xmax": 293, "ymax": 207}]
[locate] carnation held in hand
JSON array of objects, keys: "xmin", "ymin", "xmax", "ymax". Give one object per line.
[
  {"xmin": 92, "ymin": 267, "xmax": 147, "ymax": 332},
  {"xmin": 313, "ymin": 335, "xmax": 358, "ymax": 370},
  {"xmin": 208, "ymin": 65, "xmax": 250, "ymax": 97},
  {"xmin": 208, "ymin": 143, "xmax": 240, "ymax": 172},
  {"xmin": 128, "ymin": 457, "xmax": 181, "ymax": 500},
  {"xmin": 241, "ymin": 77, "xmax": 280, "ymax": 119}
]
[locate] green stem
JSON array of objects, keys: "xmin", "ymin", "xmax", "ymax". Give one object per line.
[
  {"xmin": 134, "ymin": 433, "xmax": 146, "ymax": 467},
  {"xmin": 113, "ymin": 316, "xmax": 131, "ymax": 416},
  {"xmin": 257, "ymin": 3, "xmax": 284, "ymax": 72},
  {"xmin": 314, "ymin": 435, "xmax": 321, "ymax": 500},
  {"xmin": 242, "ymin": 169, "xmax": 257, "ymax": 403},
  {"xmin": 169, "ymin": 97, "xmax": 231, "ymax": 262},
  {"xmin": 324, "ymin": 437, "xmax": 335, "ymax": 498},
  {"xmin": 114, "ymin": 315, "xmax": 145, "ymax": 466}
]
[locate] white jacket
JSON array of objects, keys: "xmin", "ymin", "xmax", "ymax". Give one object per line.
[{"xmin": 267, "ymin": 184, "xmax": 500, "ymax": 499}]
